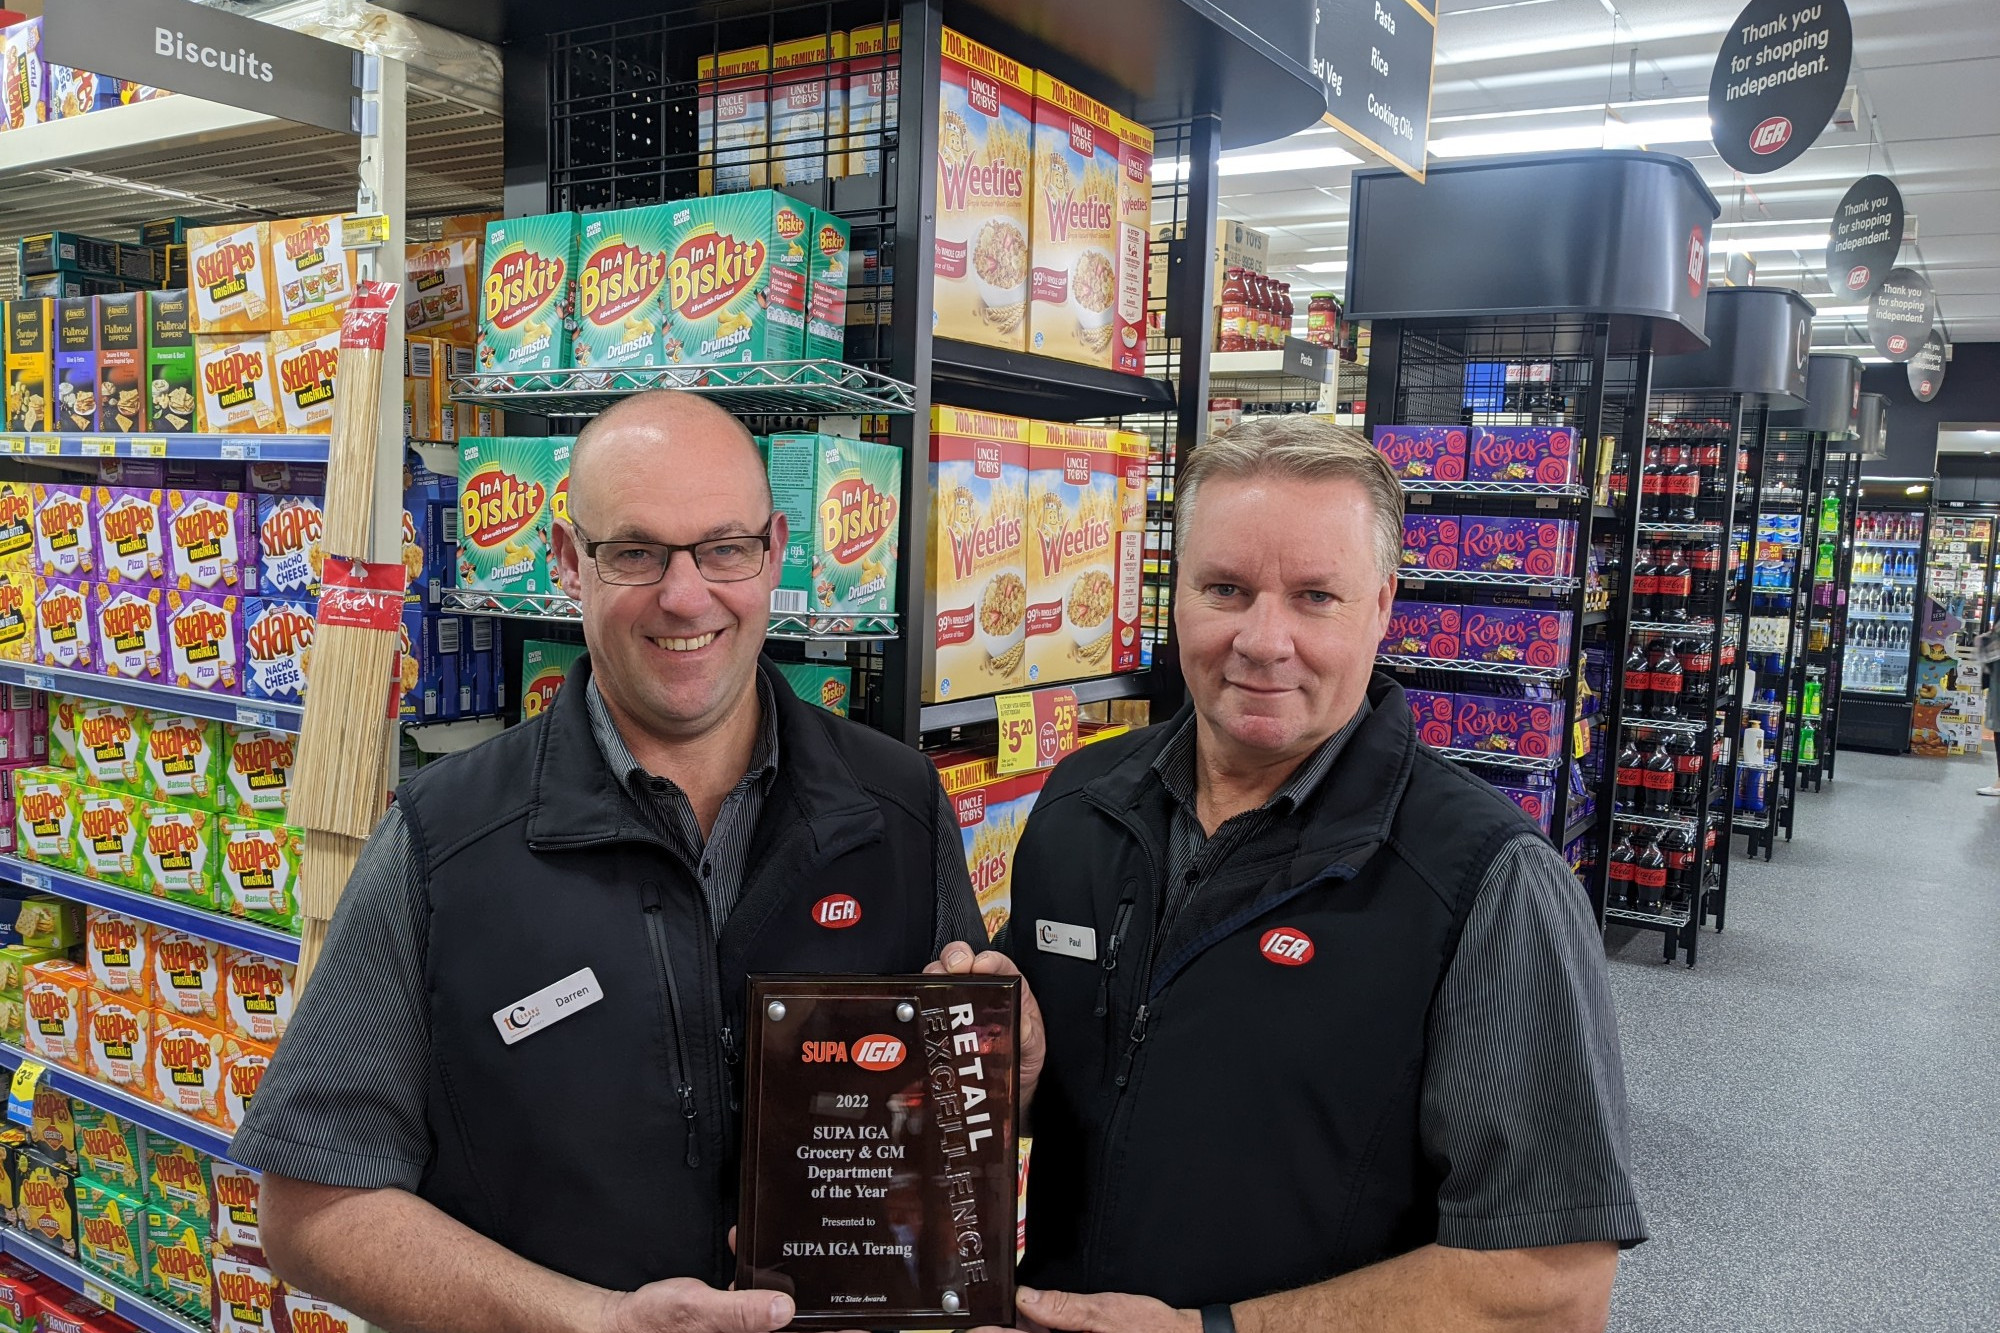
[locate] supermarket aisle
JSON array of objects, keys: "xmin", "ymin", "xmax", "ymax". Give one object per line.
[{"xmin": 1604, "ymin": 751, "xmax": 2000, "ymax": 1331}]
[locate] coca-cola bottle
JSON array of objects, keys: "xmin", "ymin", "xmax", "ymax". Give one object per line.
[
  {"xmin": 1696, "ymin": 431, "xmax": 1728, "ymax": 511},
  {"xmin": 1632, "ymin": 833, "xmax": 1668, "ymax": 912},
  {"xmin": 1644, "ymin": 739, "xmax": 1678, "ymax": 814},
  {"xmin": 1622, "ymin": 641, "xmax": 1653, "ymax": 717},
  {"xmin": 1678, "ymin": 637, "xmax": 1713, "ymax": 716},
  {"xmin": 1668, "ymin": 445, "xmax": 1700, "ymax": 523},
  {"xmin": 1669, "ymin": 733, "xmax": 1703, "ymax": 814},
  {"xmin": 1656, "ymin": 543, "xmax": 1692, "ymax": 623},
  {"xmin": 1607, "ymin": 440, "xmax": 1632, "ymax": 509},
  {"xmin": 1648, "ymin": 640, "xmax": 1683, "ymax": 720},
  {"xmin": 1687, "ymin": 538, "xmax": 1721, "ymax": 611},
  {"xmin": 1631, "ymin": 548, "xmax": 1658, "ymax": 622},
  {"xmin": 1661, "ymin": 826, "xmax": 1696, "ymax": 907},
  {"xmin": 1609, "ymin": 830, "xmax": 1639, "ymax": 905},
  {"xmin": 1616, "ymin": 737, "xmax": 1646, "ymax": 810},
  {"xmin": 1640, "ymin": 440, "xmax": 1666, "ymax": 521}
]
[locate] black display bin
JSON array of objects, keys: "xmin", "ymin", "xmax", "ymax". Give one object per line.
[{"xmin": 1653, "ymin": 286, "xmax": 1815, "ymax": 407}]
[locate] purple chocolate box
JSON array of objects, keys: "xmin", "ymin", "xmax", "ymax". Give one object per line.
[
  {"xmin": 1451, "ymin": 693, "xmax": 1563, "ymax": 759},
  {"xmin": 1373, "ymin": 425, "xmax": 1467, "ymax": 481},
  {"xmin": 1491, "ymin": 781, "xmax": 1555, "ymax": 833},
  {"xmin": 1458, "ymin": 517, "xmax": 1577, "ymax": 576},
  {"xmin": 164, "ymin": 489, "xmax": 258, "ymax": 594},
  {"xmin": 1459, "ymin": 606, "xmax": 1573, "ymax": 668},
  {"xmin": 1467, "ymin": 426, "xmax": 1579, "ymax": 485},
  {"xmin": 1405, "ymin": 689, "xmax": 1455, "ymax": 748},
  {"xmin": 1379, "ymin": 601, "xmax": 1463, "ymax": 659},
  {"xmin": 1401, "ymin": 515, "xmax": 1461, "ymax": 570}
]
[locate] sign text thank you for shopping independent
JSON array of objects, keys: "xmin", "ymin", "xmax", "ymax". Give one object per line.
[{"xmin": 43, "ymin": 0, "xmax": 361, "ymax": 135}]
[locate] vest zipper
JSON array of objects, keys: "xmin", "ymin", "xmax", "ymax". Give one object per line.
[
  {"xmin": 719, "ymin": 1023, "xmax": 742, "ymax": 1112},
  {"xmin": 1094, "ymin": 898, "xmax": 1136, "ymax": 1019},
  {"xmin": 642, "ymin": 889, "xmax": 702, "ymax": 1169}
]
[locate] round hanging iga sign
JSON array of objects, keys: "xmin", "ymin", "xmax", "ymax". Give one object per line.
[
  {"xmin": 1826, "ymin": 175, "xmax": 1904, "ymax": 298},
  {"xmin": 1867, "ymin": 268, "xmax": 1936, "ymax": 363},
  {"xmin": 1708, "ymin": 0, "xmax": 1854, "ymax": 174},
  {"xmin": 1907, "ymin": 332, "xmax": 1947, "ymax": 402}
]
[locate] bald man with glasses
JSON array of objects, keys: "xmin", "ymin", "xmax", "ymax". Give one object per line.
[{"xmin": 236, "ymin": 391, "xmax": 980, "ymax": 1333}]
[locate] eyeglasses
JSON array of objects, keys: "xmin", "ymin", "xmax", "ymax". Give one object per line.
[{"xmin": 572, "ymin": 518, "xmax": 776, "ymax": 586}]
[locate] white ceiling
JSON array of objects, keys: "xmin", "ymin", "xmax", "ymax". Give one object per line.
[{"xmin": 1217, "ymin": 0, "xmax": 2000, "ymax": 347}]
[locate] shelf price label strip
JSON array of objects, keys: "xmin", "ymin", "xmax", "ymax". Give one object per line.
[
  {"xmin": 0, "ymin": 1043, "xmax": 236, "ymax": 1161},
  {"xmin": 0, "ymin": 662, "xmax": 302, "ymax": 734},
  {"xmin": 0, "ymin": 856, "xmax": 300, "ymax": 964},
  {"xmin": 1, "ymin": 1229, "xmax": 208, "ymax": 1333}
]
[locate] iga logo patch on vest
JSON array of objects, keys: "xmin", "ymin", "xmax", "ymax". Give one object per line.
[
  {"xmin": 812, "ymin": 893, "xmax": 862, "ymax": 929},
  {"xmin": 1258, "ymin": 926, "xmax": 1315, "ymax": 967}
]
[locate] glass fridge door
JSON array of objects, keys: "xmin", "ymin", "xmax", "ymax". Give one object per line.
[
  {"xmin": 1844, "ymin": 508, "xmax": 1923, "ymax": 695},
  {"xmin": 1916, "ymin": 512, "xmax": 1994, "ymax": 755}
]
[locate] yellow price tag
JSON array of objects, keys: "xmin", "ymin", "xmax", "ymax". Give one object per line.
[
  {"xmin": 83, "ymin": 1279, "xmax": 117, "ymax": 1311},
  {"xmin": 7, "ymin": 1059, "xmax": 47, "ymax": 1126},
  {"xmin": 994, "ymin": 692, "xmax": 1038, "ymax": 776},
  {"xmin": 342, "ymin": 213, "xmax": 392, "ymax": 248},
  {"xmin": 0, "ymin": 437, "xmax": 22, "ymax": 455},
  {"xmin": 78, "ymin": 437, "xmax": 115, "ymax": 457},
  {"xmin": 1572, "ymin": 719, "xmax": 1592, "ymax": 759},
  {"xmin": 26, "ymin": 436, "xmax": 57, "ymax": 456},
  {"xmin": 129, "ymin": 437, "xmax": 167, "ymax": 458}
]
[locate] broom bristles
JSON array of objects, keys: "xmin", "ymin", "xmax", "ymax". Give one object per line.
[
  {"xmin": 296, "ymin": 915, "xmax": 333, "ymax": 991},
  {"xmin": 302, "ymin": 829, "xmax": 365, "ymax": 920},
  {"xmin": 292, "ymin": 619, "xmax": 402, "ymax": 837},
  {"xmin": 322, "ymin": 287, "xmax": 394, "ymax": 557}
]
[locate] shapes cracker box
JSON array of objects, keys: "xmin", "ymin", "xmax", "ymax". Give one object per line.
[
  {"xmin": 210, "ymin": 1160, "xmax": 264, "ymax": 1259},
  {"xmin": 281, "ymin": 1293, "xmax": 366, "ymax": 1333},
  {"xmin": 1467, "ymin": 425, "xmax": 1578, "ymax": 486},
  {"xmin": 659, "ymin": 191, "xmax": 812, "ymax": 367},
  {"xmin": 142, "ymin": 1132, "xmax": 212, "ymax": 1224},
  {"xmin": 1024, "ymin": 421, "xmax": 1146, "ymax": 686},
  {"xmin": 571, "ymin": 206, "xmax": 671, "ymax": 371},
  {"xmin": 407, "ymin": 236, "xmax": 479, "ymax": 344},
  {"xmin": 23, "ymin": 960, "xmax": 91, "ymax": 1069},
  {"xmin": 150, "ymin": 930, "xmax": 226, "ymax": 1023},
  {"xmin": 166, "ymin": 489, "xmax": 255, "ymax": 592},
  {"xmin": 142, "ymin": 803, "xmax": 219, "ymax": 909},
  {"xmin": 805, "ymin": 210, "xmax": 851, "ymax": 363},
  {"xmin": 83, "ymin": 990, "xmax": 154, "ymax": 1103},
  {"xmin": 75, "ymin": 1177, "xmax": 147, "ymax": 1291},
  {"xmin": 925, "ymin": 406, "xmax": 1029, "ymax": 702},
  {"xmin": 18, "ymin": 1158, "xmax": 76, "ymax": 1258},
  {"xmin": 30, "ymin": 482, "xmax": 93, "ymax": 580},
  {"xmin": 83, "ymin": 908, "xmax": 152, "ymax": 1004},
  {"xmin": 696, "ymin": 43, "xmax": 771, "ymax": 195},
  {"xmin": 92, "ymin": 584, "xmax": 165, "ymax": 682},
  {"xmin": 148, "ymin": 1204, "xmax": 213, "ymax": 1320},
  {"xmin": 213, "ymin": 1256, "xmax": 281, "ymax": 1333},
  {"xmin": 4, "ymin": 298, "xmax": 52, "ymax": 432},
  {"xmin": 72, "ymin": 1103, "xmax": 143, "ymax": 1192},
  {"xmin": 93, "ymin": 486, "xmax": 166, "ymax": 586},
  {"xmin": 1373, "ymin": 425, "xmax": 1467, "ymax": 482},
  {"xmin": 767, "ymin": 432, "xmax": 900, "ymax": 619},
  {"xmin": 476, "ymin": 212, "xmax": 577, "ymax": 374},
  {"xmin": 145, "ymin": 289, "xmax": 199, "ymax": 433},
  {"xmin": 1458, "ymin": 516, "xmax": 1577, "ymax": 577},
  {"xmin": 223, "ymin": 728, "xmax": 294, "ymax": 819},
  {"xmin": 48, "ymin": 695, "xmax": 80, "ymax": 771},
  {"xmin": 95, "ymin": 293, "xmax": 147, "ymax": 433},
  {"xmin": 1401, "ymin": 515, "xmax": 1460, "ymax": 571},
  {"xmin": 164, "ymin": 588, "xmax": 243, "ymax": 694},
  {"xmin": 269, "ymin": 214, "xmax": 355, "ymax": 329},
  {"xmin": 217, "ymin": 1039, "xmax": 273, "ymax": 1136},
  {"xmin": 222, "ymin": 953, "xmax": 295, "ymax": 1046},
  {"xmin": 73, "ymin": 787, "xmax": 143, "ymax": 888},
  {"xmin": 0, "ymin": 481, "xmax": 31, "ymax": 566},
  {"xmin": 52, "ymin": 298, "xmax": 100, "ymax": 433},
  {"xmin": 243, "ymin": 597, "xmax": 314, "ymax": 704},
  {"xmin": 770, "ymin": 32, "xmax": 847, "ymax": 187},
  {"xmin": 457, "ymin": 436, "xmax": 571, "ymax": 596},
  {"xmin": 0, "ymin": 561, "xmax": 30, "ymax": 663},
  {"xmin": 255, "ymin": 493, "xmax": 325, "ymax": 597},
  {"xmin": 13, "ymin": 767, "xmax": 75, "ymax": 868},
  {"xmin": 934, "ymin": 29, "xmax": 1033, "ymax": 352},
  {"xmin": 196, "ymin": 335, "xmax": 281, "ymax": 435},
  {"xmin": 218, "ymin": 816, "xmax": 301, "ymax": 928},
  {"xmin": 1029, "ymin": 72, "xmax": 1121, "ymax": 370},
  {"xmin": 270, "ymin": 327, "xmax": 340, "ymax": 435},
  {"xmin": 150, "ymin": 1013, "xmax": 240, "ymax": 1125},
  {"xmin": 33, "ymin": 575, "xmax": 93, "ymax": 670},
  {"xmin": 28, "ymin": 1079, "xmax": 74, "ymax": 1164},
  {"xmin": 74, "ymin": 702, "xmax": 146, "ymax": 794},
  {"xmin": 188, "ymin": 222, "xmax": 273, "ymax": 333}
]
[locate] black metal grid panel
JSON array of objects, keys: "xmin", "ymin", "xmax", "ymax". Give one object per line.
[{"xmin": 1814, "ymin": 449, "xmax": 1862, "ymax": 782}]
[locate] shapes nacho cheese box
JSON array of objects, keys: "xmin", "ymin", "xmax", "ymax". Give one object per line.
[
  {"xmin": 476, "ymin": 213, "xmax": 577, "ymax": 375},
  {"xmin": 150, "ymin": 931, "xmax": 226, "ymax": 1022},
  {"xmin": 71, "ymin": 1104, "xmax": 144, "ymax": 1192},
  {"xmin": 255, "ymin": 493, "xmax": 325, "ymax": 597},
  {"xmin": 924, "ymin": 406, "xmax": 1029, "ymax": 702},
  {"xmin": 166, "ymin": 489, "xmax": 255, "ymax": 592},
  {"xmin": 142, "ymin": 804, "xmax": 219, "ymax": 909},
  {"xmin": 934, "ymin": 29, "xmax": 1033, "ymax": 351},
  {"xmin": 196, "ymin": 335, "xmax": 281, "ymax": 435},
  {"xmin": 141, "ymin": 1132, "xmax": 211, "ymax": 1224},
  {"xmin": 221, "ymin": 953, "xmax": 295, "ymax": 1046},
  {"xmin": 217, "ymin": 817, "xmax": 301, "ymax": 928},
  {"xmin": 93, "ymin": 487, "xmax": 166, "ymax": 587},
  {"xmin": 270, "ymin": 325, "xmax": 340, "ymax": 434},
  {"xmin": 243, "ymin": 596, "xmax": 314, "ymax": 705},
  {"xmin": 22, "ymin": 960, "xmax": 91, "ymax": 1068},
  {"xmin": 269, "ymin": 214, "xmax": 355, "ymax": 328},
  {"xmin": 74, "ymin": 1176, "xmax": 147, "ymax": 1292},
  {"xmin": 91, "ymin": 584, "xmax": 165, "ymax": 682},
  {"xmin": 571, "ymin": 206, "xmax": 672, "ymax": 370},
  {"xmin": 767, "ymin": 431, "xmax": 901, "ymax": 620},
  {"xmin": 188, "ymin": 222, "xmax": 273, "ymax": 333},
  {"xmin": 660, "ymin": 191, "xmax": 812, "ymax": 367},
  {"xmin": 457, "ymin": 436, "xmax": 570, "ymax": 596},
  {"xmin": 12, "ymin": 768, "xmax": 75, "ymax": 868},
  {"xmin": 146, "ymin": 1204, "xmax": 212, "ymax": 1321},
  {"xmin": 74, "ymin": 702, "xmax": 146, "ymax": 794},
  {"xmin": 1029, "ymin": 72, "xmax": 1121, "ymax": 370},
  {"xmin": 83, "ymin": 989, "xmax": 154, "ymax": 1101},
  {"xmin": 73, "ymin": 787, "xmax": 143, "ymax": 887},
  {"xmin": 30, "ymin": 483, "xmax": 94, "ymax": 580},
  {"xmin": 1024, "ymin": 421, "xmax": 1145, "ymax": 686},
  {"xmin": 222, "ymin": 728, "xmax": 294, "ymax": 819},
  {"xmin": 150, "ymin": 1013, "xmax": 238, "ymax": 1124},
  {"xmin": 141, "ymin": 713, "xmax": 221, "ymax": 804},
  {"xmin": 82, "ymin": 908, "xmax": 152, "ymax": 1003},
  {"xmin": 164, "ymin": 588, "xmax": 243, "ymax": 694}
]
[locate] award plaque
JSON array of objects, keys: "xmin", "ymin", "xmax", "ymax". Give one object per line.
[{"xmin": 736, "ymin": 975, "xmax": 1019, "ymax": 1329}]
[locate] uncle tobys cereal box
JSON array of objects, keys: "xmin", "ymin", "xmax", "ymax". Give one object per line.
[
  {"xmin": 659, "ymin": 191, "xmax": 812, "ymax": 367},
  {"xmin": 1024, "ymin": 421, "xmax": 1146, "ymax": 686},
  {"xmin": 845, "ymin": 21, "xmax": 898, "ymax": 177},
  {"xmin": 222, "ymin": 727, "xmax": 294, "ymax": 819},
  {"xmin": 925, "ymin": 407, "xmax": 1029, "ymax": 701},
  {"xmin": 148, "ymin": 1206, "xmax": 213, "ymax": 1321},
  {"xmin": 31, "ymin": 483, "xmax": 94, "ymax": 580},
  {"xmin": 145, "ymin": 289, "xmax": 199, "ymax": 433},
  {"xmin": 477, "ymin": 212, "xmax": 577, "ymax": 374},
  {"xmin": 35, "ymin": 575, "xmax": 94, "ymax": 670},
  {"xmin": 83, "ymin": 908, "xmax": 152, "ymax": 1002},
  {"xmin": 73, "ymin": 788, "xmax": 143, "ymax": 887},
  {"xmin": 150, "ymin": 931, "xmax": 225, "ymax": 1022},
  {"xmin": 270, "ymin": 326, "xmax": 340, "ymax": 435},
  {"xmin": 74, "ymin": 1176, "xmax": 147, "ymax": 1292},
  {"xmin": 935, "ymin": 29, "xmax": 1033, "ymax": 352},
  {"xmin": 13, "ymin": 768, "xmax": 74, "ymax": 868},
  {"xmin": 255, "ymin": 493, "xmax": 325, "ymax": 597},
  {"xmin": 164, "ymin": 589, "xmax": 242, "ymax": 694},
  {"xmin": 696, "ymin": 43, "xmax": 771, "ymax": 195},
  {"xmin": 188, "ymin": 222, "xmax": 273, "ymax": 333},
  {"xmin": 75, "ymin": 701, "xmax": 146, "ymax": 793},
  {"xmin": 72, "ymin": 1104, "xmax": 144, "ymax": 1192},
  {"xmin": 770, "ymin": 33, "xmax": 846, "ymax": 187},
  {"xmin": 142, "ymin": 804, "xmax": 219, "ymax": 909},
  {"xmin": 150, "ymin": 1014, "xmax": 239, "ymax": 1125},
  {"xmin": 457, "ymin": 436, "xmax": 570, "ymax": 596},
  {"xmin": 142, "ymin": 1132, "xmax": 211, "ymax": 1224},
  {"xmin": 243, "ymin": 597, "xmax": 314, "ymax": 704},
  {"xmin": 217, "ymin": 817, "xmax": 301, "ymax": 928},
  {"xmin": 1029, "ymin": 72, "xmax": 1121, "ymax": 370},
  {"xmin": 767, "ymin": 432, "xmax": 900, "ymax": 620},
  {"xmin": 571, "ymin": 206, "xmax": 671, "ymax": 370},
  {"xmin": 93, "ymin": 487, "xmax": 166, "ymax": 586},
  {"xmin": 269, "ymin": 214, "xmax": 355, "ymax": 328},
  {"xmin": 165, "ymin": 490, "xmax": 254, "ymax": 592},
  {"xmin": 221, "ymin": 954, "xmax": 294, "ymax": 1046},
  {"xmin": 23, "ymin": 960, "xmax": 91, "ymax": 1068},
  {"xmin": 83, "ymin": 991, "xmax": 154, "ymax": 1103},
  {"xmin": 92, "ymin": 585, "xmax": 165, "ymax": 681},
  {"xmin": 937, "ymin": 751, "xmax": 1047, "ymax": 940},
  {"xmin": 196, "ymin": 335, "xmax": 281, "ymax": 435}
]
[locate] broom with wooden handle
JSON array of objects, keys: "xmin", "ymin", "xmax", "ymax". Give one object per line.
[{"xmin": 292, "ymin": 281, "xmax": 404, "ymax": 982}]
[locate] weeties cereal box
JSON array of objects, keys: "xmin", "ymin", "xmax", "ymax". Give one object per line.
[
  {"xmin": 571, "ymin": 207, "xmax": 670, "ymax": 370},
  {"xmin": 1029, "ymin": 73, "xmax": 1121, "ymax": 369},
  {"xmin": 925, "ymin": 407, "xmax": 1030, "ymax": 701},
  {"xmin": 767, "ymin": 432, "xmax": 900, "ymax": 621},
  {"xmin": 934, "ymin": 29, "xmax": 1033, "ymax": 352},
  {"xmin": 270, "ymin": 326, "xmax": 340, "ymax": 435},
  {"xmin": 243, "ymin": 597, "xmax": 314, "ymax": 703},
  {"xmin": 188, "ymin": 221, "xmax": 273, "ymax": 333},
  {"xmin": 477, "ymin": 213, "xmax": 577, "ymax": 374},
  {"xmin": 144, "ymin": 804, "xmax": 219, "ymax": 908},
  {"xmin": 197, "ymin": 336, "xmax": 281, "ymax": 434},
  {"xmin": 93, "ymin": 487, "xmax": 166, "ymax": 586},
  {"xmin": 223, "ymin": 728, "xmax": 294, "ymax": 818},
  {"xmin": 457, "ymin": 436, "xmax": 571, "ymax": 596},
  {"xmin": 217, "ymin": 817, "xmax": 301, "ymax": 927},
  {"xmin": 660, "ymin": 191, "xmax": 812, "ymax": 367},
  {"xmin": 1024, "ymin": 422, "xmax": 1146, "ymax": 686},
  {"xmin": 222, "ymin": 953, "xmax": 295, "ymax": 1045},
  {"xmin": 83, "ymin": 908, "xmax": 152, "ymax": 1002},
  {"xmin": 255, "ymin": 493, "xmax": 325, "ymax": 597},
  {"xmin": 83, "ymin": 992, "xmax": 154, "ymax": 1102},
  {"xmin": 1111, "ymin": 114, "xmax": 1153, "ymax": 376},
  {"xmin": 270, "ymin": 214, "xmax": 355, "ymax": 327},
  {"xmin": 31, "ymin": 482, "xmax": 94, "ymax": 579},
  {"xmin": 14, "ymin": 767, "xmax": 75, "ymax": 867},
  {"xmin": 1373, "ymin": 425, "xmax": 1468, "ymax": 482},
  {"xmin": 93, "ymin": 584, "xmax": 165, "ymax": 681},
  {"xmin": 34, "ymin": 575, "xmax": 93, "ymax": 670},
  {"xmin": 164, "ymin": 589, "xmax": 242, "ymax": 694},
  {"xmin": 1468, "ymin": 425, "xmax": 1578, "ymax": 486},
  {"xmin": 75, "ymin": 701, "xmax": 146, "ymax": 792},
  {"xmin": 145, "ymin": 289, "xmax": 199, "ymax": 433},
  {"xmin": 165, "ymin": 489, "xmax": 253, "ymax": 591},
  {"xmin": 23, "ymin": 959, "xmax": 91, "ymax": 1068},
  {"xmin": 74, "ymin": 788, "xmax": 143, "ymax": 887}
]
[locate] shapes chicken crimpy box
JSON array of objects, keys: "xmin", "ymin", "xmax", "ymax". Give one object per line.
[
  {"xmin": 1372, "ymin": 425, "xmax": 1467, "ymax": 482},
  {"xmin": 216, "ymin": 1038, "xmax": 272, "ymax": 1135},
  {"xmin": 150, "ymin": 1013, "xmax": 239, "ymax": 1125},
  {"xmin": 151, "ymin": 930, "xmax": 227, "ymax": 1021}
]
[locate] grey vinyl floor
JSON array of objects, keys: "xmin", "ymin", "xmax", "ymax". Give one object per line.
[{"xmin": 1605, "ymin": 748, "xmax": 2000, "ymax": 1331}]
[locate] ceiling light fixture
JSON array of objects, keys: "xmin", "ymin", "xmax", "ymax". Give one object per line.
[
  {"xmin": 1428, "ymin": 116, "xmax": 1714, "ymax": 159},
  {"xmin": 1905, "ymin": 484, "xmax": 1930, "ymax": 495},
  {"xmin": 1714, "ymin": 232, "xmax": 1831, "ymax": 253},
  {"xmin": 1153, "ymin": 144, "xmax": 1364, "ymax": 182}
]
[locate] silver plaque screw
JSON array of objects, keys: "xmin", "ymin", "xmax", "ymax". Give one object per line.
[
  {"xmin": 896, "ymin": 1002, "xmax": 916, "ymax": 1023},
  {"xmin": 941, "ymin": 1291, "xmax": 962, "ymax": 1315},
  {"xmin": 766, "ymin": 1000, "xmax": 787, "ymax": 1023}
]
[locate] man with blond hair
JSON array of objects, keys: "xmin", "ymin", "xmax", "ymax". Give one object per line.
[{"xmin": 939, "ymin": 416, "xmax": 1642, "ymax": 1332}]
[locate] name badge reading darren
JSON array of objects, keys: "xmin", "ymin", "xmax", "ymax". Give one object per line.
[
  {"xmin": 493, "ymin": 968, "xmax": 604, "ymax": 1045},
  {"xmin": 1035, "ymin": 920, "xmax": 1097, "ymax": 961}
]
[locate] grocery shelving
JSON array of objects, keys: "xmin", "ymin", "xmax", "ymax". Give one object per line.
[
  {"xmin": 1397, "ymin": 570, "xmax": 1582, "ymax": 596},
  {"xmin": 0, "ymin": 855, "xmax": 300, "ymax": 962},
  {"xmin": 0, "ymin": 663, "xmax": 299, "ymax": 733},
  {"xmin": 449, "ymin": 362, "xmax": 919, "ymax": 419},
  {"xmin": 918, "ymin": 673, "xmax": 1151, "ymax": 731},
  {"xmin": 0, "ymin": 433, "xmax": 328, "ymax": 463},
  {"xmin": 0, "ymin": 1043, "xmax": 235, "ymax": 1160},
  {"xmin": 438, "ymin": 590, "xmax": 902, "ymax": 644},
  {"xmin": 1376, "ymin": 655, "xmax": 1571, "ymax": 683},
  {"xmin": 1, "ymin": 1228, "xmax": 207, "ymax": 1333}
]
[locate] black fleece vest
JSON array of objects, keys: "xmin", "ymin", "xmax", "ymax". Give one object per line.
[
  {"xmin": 1009, "ymin": 676, "xmax": 1533, "ymax": 1307},
  {"xmin": 395, "ymin": 657, "xmax": 945, "ymax": 1292}
]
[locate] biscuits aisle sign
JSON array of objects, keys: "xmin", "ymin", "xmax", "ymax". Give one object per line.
[
  {"xmin": 1826, "ymin": 175, "xmax": 1905, "ymax": 299},
  {"xmin": 43, "ymin": 0, "xmax": 362, "ymax": 135},
  {"xmin": 1707, "ymin": 0, "xmax": 1853, "ymax": 174},
  {"xmin": 1311, "ymin": 0, "xmax": 1438, "ymax": 182}
]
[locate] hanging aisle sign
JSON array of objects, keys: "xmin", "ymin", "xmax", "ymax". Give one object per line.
[
  {"xmin": 1826, "ymin": 175, "xmax": 1904, "ymax": 298},
  {"xmin": 1707, "ymin": 0, "xmax": 1853, "ymax": 174},
  {"xmin": 1312, "ymin": 0, "xmax": 1438, "ymax": 182},
  {"xmin": 1907, "ymin": 332, "xmax": 1947, "ymax": 402},
  {"xmin": 1867, "ymin": 267, "xmax": 1936, "ymax": 362},
  {"xmin": 43, "ymin": 0, "xmax": 362, "ymax": 135}
]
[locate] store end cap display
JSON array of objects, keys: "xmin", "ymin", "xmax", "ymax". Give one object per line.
[
  {"xmin": 1343, "ymin": 151, "xmax": 1720, "ymax": 355},
  {"xmin": 1770, "ymin": 354, "xmax": 1864, "ymax": 437},
  {"xmin": 1652, "ymin": 286, "xmax": 1814, "ymax": 405}
]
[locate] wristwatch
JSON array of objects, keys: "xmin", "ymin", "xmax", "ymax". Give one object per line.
[{"xmin": 1200, "ymin": 1305, "xmax": 1237, "ymax": 1333}]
